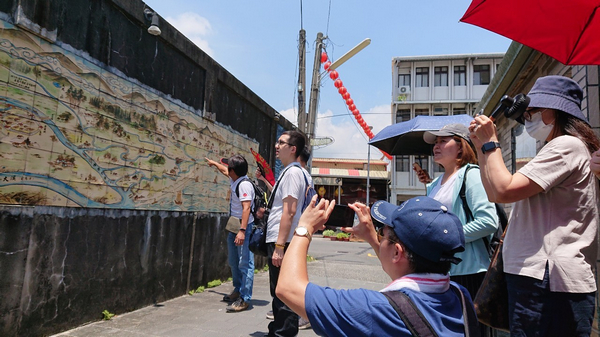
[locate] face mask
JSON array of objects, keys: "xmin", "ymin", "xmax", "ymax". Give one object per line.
[{"xmin": 525, "ymin": 111, "xmax": 554, "ymax": 141}]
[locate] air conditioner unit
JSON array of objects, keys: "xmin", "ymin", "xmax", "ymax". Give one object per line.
[{"xmin": 399, "ymin": 86, "xmax": 411, "ymax": 94}]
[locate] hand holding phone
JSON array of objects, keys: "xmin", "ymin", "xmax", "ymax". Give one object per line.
[
  {"xmin": 413, "ymin": 163, "xmax": 432, "ymax": 184},
  {"xmin": 324, "ymin": 205, "xmax": 355, "ymax": 228}
]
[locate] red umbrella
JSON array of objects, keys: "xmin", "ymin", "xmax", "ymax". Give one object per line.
[
  {"xmin": 250, "ymin": 148, "xmax": 275, "ymax": 186},
  {"xmin": 460, "ymin": 0, "xmax": 600, "ymax": 65}
]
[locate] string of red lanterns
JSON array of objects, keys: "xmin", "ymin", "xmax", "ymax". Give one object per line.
[{"xmin": 320, "ymin": 52, "xmax": 393, "ymax": 160}]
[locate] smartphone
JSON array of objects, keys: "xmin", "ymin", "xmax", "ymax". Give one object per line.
[{"xmin": 324, "ymin": 204, "xmax": 355, "ymax": 228}]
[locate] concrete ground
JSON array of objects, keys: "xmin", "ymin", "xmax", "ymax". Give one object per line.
[{"xmin": 52, "ymin": 236, "xmax": 389, "ymax": 337}]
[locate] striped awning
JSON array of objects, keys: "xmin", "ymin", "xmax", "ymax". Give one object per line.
[{"xmin": 310, "ymin": 168, "xmax": 389, "ymax": 181}]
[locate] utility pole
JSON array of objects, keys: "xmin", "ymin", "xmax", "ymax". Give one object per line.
[
  {"xmin": 307, "ymin": 32, "xmax": 324, "ymax": 147},
  {"xmin": 297, "ymin": 29, "xmax": 307, "ymax": 133}
]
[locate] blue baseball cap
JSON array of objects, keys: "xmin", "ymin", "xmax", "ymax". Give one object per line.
[{"xmin": 371, "ymin": 197, "xmax": 465, "ymax": 264}]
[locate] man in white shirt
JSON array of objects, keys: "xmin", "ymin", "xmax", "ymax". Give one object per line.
[{"xmin": 266, "ymin": 130, "xmax": 308, "ymax": 337}]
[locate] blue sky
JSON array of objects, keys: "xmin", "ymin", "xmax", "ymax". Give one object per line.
[{"xmin": 143, "ymin": 0, "xmax": 510, "ymax": 160}]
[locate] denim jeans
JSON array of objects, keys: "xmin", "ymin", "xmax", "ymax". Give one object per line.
[
  {"xmin": 227, "ymin": 221, "xmax": 255, "ymax": 302},
  {"xmin": 505, "ymin": 264, "xmax": 595, "ymax": 337}
]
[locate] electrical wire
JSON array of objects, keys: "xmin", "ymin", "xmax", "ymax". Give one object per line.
[{"xmin": 325, "ymin": 0, "xmax": 332, "ymax": 37}]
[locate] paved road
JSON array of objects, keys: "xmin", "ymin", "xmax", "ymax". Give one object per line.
[{"xmin": 52, "ymin": 236, "xmax": 389, "ymax": 337}]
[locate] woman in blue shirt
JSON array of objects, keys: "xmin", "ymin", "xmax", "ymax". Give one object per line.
[{"xmin": 416, "ymin": 123, "xmax": 498, "ymax": 333}]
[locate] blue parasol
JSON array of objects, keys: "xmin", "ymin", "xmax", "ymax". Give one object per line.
[{"xmin": 369, "ymin": 114, "xmax": 474, "ymax": 156}]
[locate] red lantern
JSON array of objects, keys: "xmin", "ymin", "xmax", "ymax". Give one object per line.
[
  {"xmin": 352, "ymin": 110, "xmax": 359, "ymax": 116},
  {"xmin": 338, "ymin": 86, "xmax": 347, "ymax": 94},
  {"xmin": 329, "ymin": 70, "xmax": 339, "ymax": 80},
  {"xmin": 334, "ymin": 79, "xmax": 343, "ymax": 88},
  {"xmin": 345, "ymin": 98, "xmax": 354, "ymax": 106},
  {"xmin": 342, "ymin": 92, "xmax": 350, "ymax": 100},
  {"xmin": 349, "ymin": 104, "xmax": 356, "ymax": 111},
  {"xmin": 357, "ymin": 116, "xmax": 364, "ymax": 123},
  {"xmin": 321, "ymin": 52, "xmax": 328, "ymax": 63},
  {"xmin": 324, "ymin": 61, "xmax": 332, "ymax": 71}
]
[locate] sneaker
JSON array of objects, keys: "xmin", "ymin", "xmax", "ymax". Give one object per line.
[
  {"xmin": 222, "ymin": 291, "xmax": 240, "ymax": 302},
  {"xmin": 298, "ymin": 317, "xmax": 311, "ymax": 330},
  {"xmin": 226, "ymin": 298, "xmax": 249, "ymax": 312},
  {"xmin": 266, "ymin": 310, "xmax": 274, "ymax": 320}
]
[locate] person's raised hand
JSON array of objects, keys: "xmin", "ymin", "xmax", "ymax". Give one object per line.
[
  {"xmin": 469, "ymin": 114, "xmax": 498, "ymax": 149},
  {"xmin": 298, "ymin": 195, "xmax": 335, "ymax": 234},
  {"xmin": 343, "ymin": 202, "xmax": 377, "ymax": 243},
  {"xmin": 413, "ymin": 163, "xmax": 432, "ymax": 184}
]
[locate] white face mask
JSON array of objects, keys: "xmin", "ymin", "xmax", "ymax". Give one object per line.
[{"xmin": 525, "ymin": 111, "xmax": 554, "ymax": 141}]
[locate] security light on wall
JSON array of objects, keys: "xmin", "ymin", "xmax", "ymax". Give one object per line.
[{"xmin": 144, "ymin": 8, "xmax": 161, "ymax": 36}]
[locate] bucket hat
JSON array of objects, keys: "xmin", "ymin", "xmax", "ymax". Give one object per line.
[
  {"xmin": 526, "ymin": 75, "xmax": 587, "ymax": 123},
  {"xmin": 371, "ymin": 197, "xmax": 465, "ymax": 264}
]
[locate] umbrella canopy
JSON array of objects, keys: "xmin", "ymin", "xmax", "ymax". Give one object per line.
[
  {"xmin": 460, "ymin": 0, "xmax": 600, "ymax": 65},
  {"xmin": 369, "ymin": 115, "xmax": 474, "ymax": 156}
]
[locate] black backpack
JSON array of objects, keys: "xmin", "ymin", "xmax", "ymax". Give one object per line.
[
  {"xmin": 235, "ymin": 178, "xmax": 268, "ymax": 220},
  {"xmin": 458, "ymin": 165, "xmax": 508, "ymax": 258}
]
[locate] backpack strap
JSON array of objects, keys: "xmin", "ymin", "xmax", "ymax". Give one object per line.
[
  {"xmin": 458, "ymin": 165, "xmax": 492, "ymax": 255},
  {"xmin": 382, "ymin": 291, "xmax": 438, "ymax": 337},
  {"xmin": 450, "ymin": 284, "xmax": 480, "ymax": 337}
]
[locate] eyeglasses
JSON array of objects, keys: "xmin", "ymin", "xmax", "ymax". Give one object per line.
[
  {"xmin": 523, "ymin": 108, "xmax": 547, "ymax": 122},
  {"xmin": 276, "ymin": 139, "xmax": 292, "ymax": 146},
  {"xmin": 377, "ymin": 227, "xmax": 400, "ymax": 245}
]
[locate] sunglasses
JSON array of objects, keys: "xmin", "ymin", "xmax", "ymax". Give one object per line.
[{"xmin": 377, "ymin": 227, "xmax": 400, "ymax": 245}]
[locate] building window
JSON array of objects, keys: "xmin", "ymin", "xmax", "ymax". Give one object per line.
[
  {"xmin": 398, "ymin": 74, "xmax": 410, "ymax": 87},
  {"xmin": 473, "ymin": 65, "xmax": 490, "ymax": 85},
  {"xmin": 433, "ymin": 106, "xmax": 448, "ymax": 116},
  {"xmin": 415, "ymin": 67, "xmax": 429, "ymax": 87},
  {"xmin": 415, "ymin": 108, "xmax": 429, "ymax": 117},
  {"xmin": 396, "ymin": 156, "xmax": 410, "ymax": 172},
  {"xmin": 453, "ymin": 105, "xmax": 467, "ymax": 115},
  {"xmin": 454, "ymin": 66, "xmax": 466, "ymax": 86},
  {"xmin": 434, "ymin": 66, "xmax": 448, "ymax": 87},
  {"xmin": 396, "ymin": 109, "xmax": 411, "ymax": 123}
]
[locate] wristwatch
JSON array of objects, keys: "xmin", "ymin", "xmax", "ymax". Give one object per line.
[
  {"xmin": 481, "ymin": 141, "xmax": 501, "ymax": 154},
  {"xmin": 294, "ymin": 226, "xmax": 312, "ymax": 242}
]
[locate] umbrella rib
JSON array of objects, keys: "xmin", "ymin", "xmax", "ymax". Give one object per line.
[{"xmin": 567, "ymin": 6, "xmax": 599, "ymax": 64}]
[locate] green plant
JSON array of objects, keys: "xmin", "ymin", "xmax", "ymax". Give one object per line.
[
  {"xmin": 306, "ymin": 255, "xmax": 316, "ymax": 262},
  {"xmin": 263, "ymin": 265, "xmax": 269, "ymax": 272},
  {"xmin": 227, "ymin": 277, "xmax": 232, "ymax": 282},
  {"xmin": 102, "ymin": 310, "xmax": 115, "ymax": 320},
  {"xmin": 336, "ymin": 232, "xmax": 350, "ymax": 239},
  {"xmin": 322, "ymin": 229, "xmax": 335, "ymax": 237},
  {"xmin": 207, "ymin": 280, "xmax": 222, "ymax": 288}
]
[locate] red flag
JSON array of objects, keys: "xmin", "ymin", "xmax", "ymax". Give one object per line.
[{"xmin": 250, "ymin": 148, "xmax": 275, "ymax": 186}]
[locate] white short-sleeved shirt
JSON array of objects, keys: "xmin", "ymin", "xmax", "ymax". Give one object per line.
[
  {"xmin": 266, "ymin": 163, "xmax": 307, "ymax": 243},
  {"xmin": 230, "ymin": 175, "xmax": 254, "ymax": 224},
  {"xmin": 504, "ymin": 135, "xmax": 599, "ymax": 292}
]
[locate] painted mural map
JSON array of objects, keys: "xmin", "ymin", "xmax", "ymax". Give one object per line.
[{"xmin": 0, "ymin": 21, "xmax": 259, "ymax": 212}]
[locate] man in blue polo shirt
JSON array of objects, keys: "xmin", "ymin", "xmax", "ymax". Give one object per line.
[{"xmin": 276, "ymin": 196, "xmax": 476, "ymax": 336}]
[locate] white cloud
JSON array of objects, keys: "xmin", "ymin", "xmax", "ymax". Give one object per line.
[
  {"xmin": 313, "ymin": 104, "xmax": 392, "ymax": 160},
  {"xmin": 279, "ymin": 108, "xmax": 297, "ymax": 127},
  {"xmin": 164, "ymin": 12, "xmax": 214, "ymax": 57},
  {"xmin": 277, "ymin": 105, "xmax": 392, "ymax": 161}
]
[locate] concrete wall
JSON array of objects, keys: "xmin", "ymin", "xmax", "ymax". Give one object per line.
[{"xmin": 0, "ymin": 0, "xmax": 287, "ymax": 335}]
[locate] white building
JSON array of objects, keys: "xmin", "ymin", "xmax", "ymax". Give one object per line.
[{"xmin": 390, "ymin": 53, "xmax": 505, "ymax": 204}]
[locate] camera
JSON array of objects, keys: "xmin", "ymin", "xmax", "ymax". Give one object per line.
[{"xmin": 490, "ymin": 93, "xmax": 530, "ymax": 123}]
